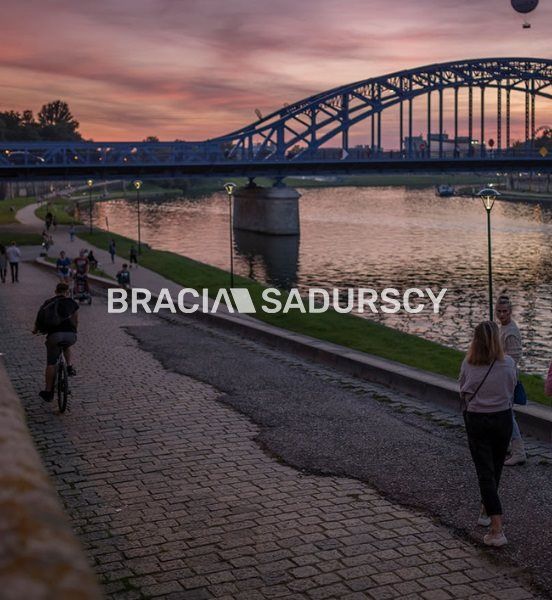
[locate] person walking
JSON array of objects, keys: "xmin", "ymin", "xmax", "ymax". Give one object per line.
[
  {"xmin": 87, "ymin": 250, "xmax": 98, "ymax": 271},
  {"xmin": 69, "ymin": 223, "xmax": 75, "ymax": 242},
  {"xmin": 6, "ymin": 241, "xmax": 21, "ymax": 283},
  {"xmin": 116, "ymin": 263, "xmax": 131, "ymax": 290},
  {"xmin": 45, "ymin": 210, "xmax": 53, "ymax": 231},
  {"xmin": 129, "ymin": 244, "xmax": 138, "ymax": 268},
  {"xmin": 546, "ymin": 362, "xmax": 552, "ymax": 397},
  {"xmin": 459, "ymin": 321, "xmax": 517, "ymax": 547},
  {"xmin": 0, "ymin": 243, "xmax": 7, "ymax": 283},
  {"xmin": 108, "ymin": 239, "xmax": 116, "ymax": 264},
  {"xmin": 56, "ymin": 251, "xmax": 72, "ymax": 283},
  {"xmin": 495, "ymin": 294, "xmax": 526, "ymax": 466}
]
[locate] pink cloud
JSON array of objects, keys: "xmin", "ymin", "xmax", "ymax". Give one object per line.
[{"xmin": 0, "ymin": 0, "xmax": 550, "ymax": 142}]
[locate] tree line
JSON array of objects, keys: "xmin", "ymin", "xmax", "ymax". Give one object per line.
[{"xmin": 0, "ymin": 100, "xmax": 81, "ymax": 141}]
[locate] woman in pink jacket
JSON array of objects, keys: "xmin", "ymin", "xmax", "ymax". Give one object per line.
[{"xmin": 546, "ymin": 363, "xmax": 552, "ymax": 397}]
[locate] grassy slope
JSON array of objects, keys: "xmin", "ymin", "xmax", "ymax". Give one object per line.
[
  {"xmin": 80, "ymin": 228, "xmax": 549, "ymax": 407},
  {"xmin": 0, "ymin": 196, "xmax": 36, "ymax": 224},
  {"xmin": 36, "ymin": 201, "xmax": 81, "ymax": 225},
  {"xmin": 0, "ymin": 196, "xmax": 42, "ymax": 245}
]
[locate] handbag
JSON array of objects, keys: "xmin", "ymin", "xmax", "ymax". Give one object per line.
[{"xmin": 513, "ymin": 380, "xmax": 527, "ymax": 405}]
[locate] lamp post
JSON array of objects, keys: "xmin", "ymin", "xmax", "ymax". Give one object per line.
[
  {"xmin": 478, "ymin": 188, "xmax": 499, "ymax": 321},
  {"xmin": 224, "ymin": 182, "xmax": 237, "ymax": 287},
  {"xmin": 86, "ymin": 178, "xmax": 94, "ymax": 234},
  {"xmin": 133, "ymin": 179, "xmax": 142, "ymax": 254}
]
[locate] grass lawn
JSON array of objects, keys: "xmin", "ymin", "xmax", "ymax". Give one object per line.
[
  {"xmin": 0, "ymin": 196, "xmax": 36, "ymax": 224},
  {"xmin": 36, "ymin": 200, "xmax": 81, "ymax": 225},
  {"xmin": 0, "ymin": 232, "xmax": 43, "ymax": 246},
  {"xmin": 80, "ymin": 228, "xmax": 550, "ymax": 407}
]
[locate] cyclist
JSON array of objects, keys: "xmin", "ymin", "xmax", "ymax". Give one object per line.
[{"xmin": 33, "ymin": 282, "xmax": 79, "ymax": 402}]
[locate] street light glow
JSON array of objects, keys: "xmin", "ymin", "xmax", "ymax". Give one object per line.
[
  {"xmin": 478, "ymin": 187, "xmax": 499, "ymax": 211},
  {"xmin": 224, "ymin": 182, "xmax": 236, "ymax": 196},
  {"xmin": 134, "ymin": 179, "xmax": 143, "ymax": 190}
]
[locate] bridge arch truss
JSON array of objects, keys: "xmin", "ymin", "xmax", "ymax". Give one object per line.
[{"xmin": 215, "ymin": 58, "xmax": 552, "ymax": 161}]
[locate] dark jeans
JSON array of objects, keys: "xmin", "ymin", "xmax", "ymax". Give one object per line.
[
  {"xmin": 464, "ymin": 409, "xmax": 513, "ymax": 516},
  {"xmin": 9, "ymin": 262, "xmax": 19, "ymax": 282}
]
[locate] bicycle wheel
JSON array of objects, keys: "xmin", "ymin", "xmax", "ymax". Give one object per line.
[{"xmin": 57, "ymin": 360, "xmax": 69, "ymax": 413}]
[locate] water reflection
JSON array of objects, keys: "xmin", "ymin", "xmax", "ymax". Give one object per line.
[
  {"xmin": 89, "ymin": 187, "xmax": 552, "ymax": 375},
  {"xmin": 234, "ymin": 229, "xmax": 299, "ymax": 290}
]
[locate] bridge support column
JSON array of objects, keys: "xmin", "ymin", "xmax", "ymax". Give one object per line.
[{"xmin": 234, "ymin": 183, "xmax": 301, "ymax": 235}]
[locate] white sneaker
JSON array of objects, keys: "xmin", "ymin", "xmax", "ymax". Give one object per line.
[
  {"xmin": 483, "ymin": 531, "xmax": 508, "ymax": 547},
  {"xmin": 504, "ymin": 452, "xmax": 526, "ymax": 466},
  {"xmin": 478, "ymin": 514, "xmax": 491, "ymax": 527}
]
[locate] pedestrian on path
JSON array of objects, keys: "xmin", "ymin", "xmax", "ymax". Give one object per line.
[
  {"xmin": 108, "ymin": 239, "xmax": 116, "ymax": 264},
  {"xmin": 496, "ymin": 294, "xmax": 526, "ymax": 466},
  {"xmin": 459, "ymin": 320, "xmax": 516, "ymax": 547},
  {"xmin": 129, "ymin": 244, "xmax": 138, "ymax": 268},
  {"xmin": 5, "ymin": 241, "xmax": 21, "ymax": 283},
  {"xmin": 45, "ymin": 210, "xmax": 53, "ymax": 231},
  {"xmin": 69, "ymin": 223, "xmax": 75, "ymax": 242},
  {"xmin": 0, "ymin": 243, "xmax": 7, "ymax": 283},
  {"xmin": 87, "ymin": 250, "xmax": 98, "ymax": 271},
  {"xmin": 116, "ymin": 263, "xmax": 131, "ymax": 290},
  {"xmin": 546, "ymin": 362, "xmax": 552, "ymax": 397},
  {"xmin": 56, "ymin": 251, "xmax": 72, "ymax": 283}
]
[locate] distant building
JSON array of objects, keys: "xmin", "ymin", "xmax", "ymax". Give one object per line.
[{"xmin": 403, "ymin": 134, "xmax": 480, "ymax": 157}]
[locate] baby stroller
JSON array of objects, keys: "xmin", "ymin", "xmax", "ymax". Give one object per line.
[{"xmin": 73, "ymin": 273, "xmax": 92, "ymax": 305}]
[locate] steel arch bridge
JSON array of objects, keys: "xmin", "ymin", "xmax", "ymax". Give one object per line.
[{"xmin": 1, "ymin": 57, "xmax": 552, "ymax": 180}]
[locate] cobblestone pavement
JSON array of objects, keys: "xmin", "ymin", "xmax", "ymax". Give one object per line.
[{"xmin": 0, "ymin": 263, "xmax": 547, "ymax": 599}]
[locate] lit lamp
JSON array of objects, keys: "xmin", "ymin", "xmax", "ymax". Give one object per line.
[
  {"xmin": 133, "ymin": 179, "xmax": 143, "ymax": 254},
  {"xmin": 224, "ymin": 182, "xmax": 237, "ymax": 287},
  {"xmin": 86, "ymin": 178, "xmax": 94, "ymax": 234},
  {"xmin": 478, "ymin": 187, "xmax": 499, "ymax": 321}
]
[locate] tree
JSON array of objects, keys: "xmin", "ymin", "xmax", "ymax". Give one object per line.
[
  {"xmin": 143, "ymin": 136, "xmax": 159, "ymax": 143},
  {"xmin": 0, "ymin": 110, "xmax": 38, "ymax": 141},
  {"xmin": 37, "ymin": 100, "xmax": 81, "ymax": 140}
]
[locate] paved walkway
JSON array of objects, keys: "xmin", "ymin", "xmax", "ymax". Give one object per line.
[
  {"xmin": 17, "ymin": 203, "xmax": 235, "ymax": 302},
  {"xmin": 0, "ymin": 259, "xmax": 545, "ymax": 599},
  {"xmin": 16, "ymin": 202, "xmax": 552, "ymax": 464}
]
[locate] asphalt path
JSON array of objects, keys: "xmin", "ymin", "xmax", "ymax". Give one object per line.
[{"xmin": 128, "ymin": 316, "xmax": 552, "ymax": 597}]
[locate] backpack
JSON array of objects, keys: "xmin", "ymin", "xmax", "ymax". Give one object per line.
[{"xmin": 36, "ymin": 298, "xmax": 68, "ymax": 334}]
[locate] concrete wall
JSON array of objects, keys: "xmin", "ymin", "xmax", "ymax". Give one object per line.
[
  {"xmin": 233, "ymin": 185, "xmax": 301, "ymax": 235},
  {"xmin": 0, "ymin": 356, "xmax": 102, "ymax": 600}
]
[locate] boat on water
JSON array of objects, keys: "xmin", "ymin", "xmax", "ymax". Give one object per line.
[{"xmin": 435, "ymin": 184, "xmax": 455, "ymax": 197}]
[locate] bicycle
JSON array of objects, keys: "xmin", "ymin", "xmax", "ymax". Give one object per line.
[{"xmin": 54, "ymin": 342, "xmax": 71, "ymax": 413}]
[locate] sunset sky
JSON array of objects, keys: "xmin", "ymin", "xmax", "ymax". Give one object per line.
[{"xmin": 1, "ymin": 0, "xmax": 550, "ymax": 142}]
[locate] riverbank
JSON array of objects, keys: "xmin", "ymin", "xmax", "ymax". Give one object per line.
[
  {"xmin": 18, "ymin": 199, "xmax": 549, "ymax": 405},
  {"xmin": 65, "ymin": 173, "xmax": 498, "ymax": 203},
  {"xmin": 75, "ymin": 226, "xmax": 549, "ymax": 407}
]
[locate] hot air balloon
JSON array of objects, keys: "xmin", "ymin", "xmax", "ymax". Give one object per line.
[{"xmin": 511, "ymin": 0, "xmax": 539, "ymax": 28}]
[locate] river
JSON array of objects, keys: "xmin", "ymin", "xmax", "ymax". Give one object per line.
[{"xmin": 89, "ymin": 186, "xmax": 552, "ymax": 375}]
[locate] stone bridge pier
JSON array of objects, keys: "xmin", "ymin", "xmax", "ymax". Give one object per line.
[{"xmin": 233, "ymin": 181, "xmax": 301, "ymax": 235}]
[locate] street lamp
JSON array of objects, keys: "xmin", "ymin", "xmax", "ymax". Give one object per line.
[
  {"xmin": 133, "ymin": 179, "xmax": 142, "ymax": 254},
  {"xmin": 478, "ymin": 188, "xmax": 500, "ymax": 321},
  {"xmin": 224, "ymin": 182, "xmax": 237, "ymax": 287},
  {"xmin": 86, "ymin": 178, "xmax": 94, "ymax": 234}
]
